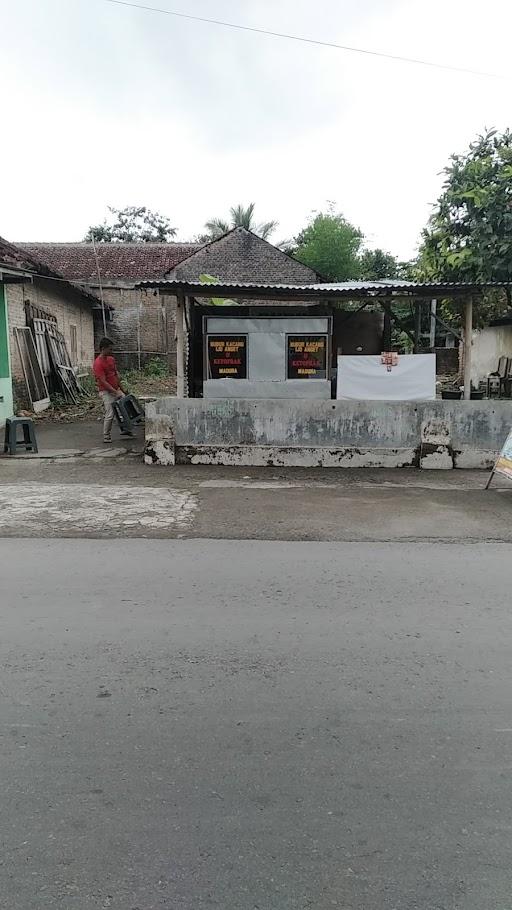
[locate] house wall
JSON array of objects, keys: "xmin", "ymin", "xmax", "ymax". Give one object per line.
[
  {"xmin": 6, "ymin": 279, "xmax": 94, "ymax": 394},
  {"xmin": 0, "ymin": 284, "xmax": 14, "ymax": 424},
  {"xmin": 470, "ymin": 325, "xmax": 512, "ymax": 385},
  {"xmin": 88, "ymin": 285, "xmax": 176, "ymax": 371}
]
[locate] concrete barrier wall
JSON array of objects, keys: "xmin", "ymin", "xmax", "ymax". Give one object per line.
[{"xmin": 145, "ymin": 398, "xmax": 512, "ymax": 469}]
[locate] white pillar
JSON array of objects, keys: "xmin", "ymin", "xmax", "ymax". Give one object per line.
[
  {"xmin": 176, "ymin": 291, "xmax": 185, "ymax": 398},
  {"xmin": 463, "ymin": 297, "xmax": 473, "ymax": 400}
]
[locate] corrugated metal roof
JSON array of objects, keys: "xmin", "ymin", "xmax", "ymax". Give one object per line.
[{"xmin": 138, "ymin": 277, "xmax": 512, "ymax": 296}]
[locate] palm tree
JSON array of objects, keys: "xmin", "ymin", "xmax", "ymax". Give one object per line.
[{"xmin": 202, "ymin": 203, "xmax": 278, "ymax": 242}]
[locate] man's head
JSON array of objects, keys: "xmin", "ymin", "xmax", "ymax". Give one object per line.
[{"xmin": 99, "ymin": 337, "xmax": 113, "ymax": 356}]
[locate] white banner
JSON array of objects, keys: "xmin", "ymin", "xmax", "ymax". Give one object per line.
[{"xmin": 337, "ymin": 354, "xmax": 436, "ymax": 401}]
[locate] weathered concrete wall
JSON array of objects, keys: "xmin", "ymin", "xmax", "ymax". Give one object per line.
[
  {"xmin": 471, "ymin": 326, "xmax": 512, "ymax": 386},
  {"xmin": 145, "ymin": 398, "xmax": 512, "ymax": 469}
]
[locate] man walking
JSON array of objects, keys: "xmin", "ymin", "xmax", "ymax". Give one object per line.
[{"xmin": 93, "ymin": 338, "xmax": 132, "ymax": 443}]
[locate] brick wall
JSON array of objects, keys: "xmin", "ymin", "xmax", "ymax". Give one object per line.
[
  {"xmin": 88, "ymin": 286, "xmax": 176, "ymax": 371},
  {"xmin": 6, "ymin": 278, "xmax": 95, "ymax": 382},
  {"xmin": 435, "ymin": 347, "xmax": 459, "ymax": 376}
]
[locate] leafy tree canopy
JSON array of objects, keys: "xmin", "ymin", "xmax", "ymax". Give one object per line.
[
  {"xmin": 85, "ymin": 206, "xmax": 176, "ymax": 242},
  {"xmin": 418, "ymin": 129, "xmax": 512, "ymax": 323},
  {"xmin": 292, "ymin": 205, "xmax": 363, "ymax": 280},
  {"xmin": 420, "ymin": 130, "xmax": 512, "ymax": 282},
  {"xmin": 359, "ymin": 248, "xmax": 399, "ymax": 280},
  {"xmin": 200, "ymin": 203, "xmax": 278, "ymax": 242}
]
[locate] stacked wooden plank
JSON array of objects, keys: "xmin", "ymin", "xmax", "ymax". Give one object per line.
[
  {"xmin": 44, "ymin": 322, "xmax": 84, "ymax": 404},
  {"xmin": 13, "ymin": 327, "xmax": 50, "ymax": 412},
  {"xmin": 14, "ymin": 320, "xmax": 83, "ymax": 409}
]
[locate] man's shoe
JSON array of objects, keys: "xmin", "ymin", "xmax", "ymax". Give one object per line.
[
  {"xmin": 120, "ymin": 429, "xmax": 135, "ymax": 438},
  {"xmin": 103, "ymin": 436, "xmax": 112, "ymax": 444}
]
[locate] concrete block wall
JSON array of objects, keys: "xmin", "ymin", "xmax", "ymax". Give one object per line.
[
  {"xmin": 471, "ymin": 325, "xmax": 512, "ymax": 386},
  {"xmin": 145, "ymin": 398, "xmax": 512, "ymax": 469}
]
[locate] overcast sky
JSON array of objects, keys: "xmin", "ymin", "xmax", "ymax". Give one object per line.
[{"xmin": 1, "ymin": 0, "xmax": 511, "ymax": 258}]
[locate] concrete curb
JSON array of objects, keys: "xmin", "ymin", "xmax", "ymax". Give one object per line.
[{"xmin": 0, "ymin": 446, "xmax": 142, "ymax": 461}]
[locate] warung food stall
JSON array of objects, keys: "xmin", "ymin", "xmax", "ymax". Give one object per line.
[{"xmin": 203, "ymin": 313, "xmax": 332, "ymax": 399}]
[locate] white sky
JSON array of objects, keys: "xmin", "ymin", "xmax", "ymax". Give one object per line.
[{"xmin": 1, "ymin": 0, "xmax": 511, "ymax": 259}]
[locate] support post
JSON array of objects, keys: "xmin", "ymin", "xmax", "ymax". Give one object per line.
[
  {"xmin": 414, "ymin": 301, "xmax": 422, "ymax": 353},
  {"xmin": 429, "ymin": 299, "xmax": 437, "ymax": 349},
  {"xmin": 382, "ymin": 304, "xmax": 392, "ymax": 351},
  {"xmin": 463, "ymin": 297, "xmax": 473, "ymax": 400},
  {"xmin": 137, "ymin": 299, "xmax": 142, "ymax": 372},
  {"xmin": 176, "ymin": 291, "xmax": 185, "ymax": 398}
]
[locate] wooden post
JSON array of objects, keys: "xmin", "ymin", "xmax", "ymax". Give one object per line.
[
  {"xmin": 414, "ymin": 301, "xmax": 422, "ymax": 353},
  {"xmin": 463, "ymin": 297, "xmax": 473, "ymax": 400},
  {"xmin": 176, "ymin": 291, "xmax": 185, "ymax": 398},
  {"xmin": 429, "ymin": 299, "xmax": 437, "ymax": 349},
  {"xmin": 382, "ymin": 304, "xmax": 392, "ymax": 350},
  {"xmin": 137, "ymin": 299, "xmax": 142, "ymax": 372}
]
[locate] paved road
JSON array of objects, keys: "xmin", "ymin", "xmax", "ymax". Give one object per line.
[
  {"xmin": 1, "ymin": 459, "xmax": 512, "ymax": 541},
  {"xmin": 2, "ymin": 539, "xmax": 512, "ymax": 909}
]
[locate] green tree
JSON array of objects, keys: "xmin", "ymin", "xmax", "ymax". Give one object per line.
[
  {"xmin": 359, "ymin": 248, "xmax": 399, "ymax": 280},
  {"xmin": 359, "ymin": 249, "xmax": 416, "ymax": 281},
  {"xmin": 419, "ymin": 129, "xmax": 512, "ymax": 322},
  {"xmin": 85, "ymin": 206, "xmax": 177, "ymax": 242},
  {"xmin": 201, "ymin": 203, "xmax": 278, "ymax": 242},
  {"xmin": 292, "ymin": 206, "xmax": 363, "ymax": 280}
]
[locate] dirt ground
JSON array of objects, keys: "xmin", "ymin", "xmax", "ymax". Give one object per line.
[{"xmin": 24, "ymin": 372, "xmax": 175, "ymax": 424}]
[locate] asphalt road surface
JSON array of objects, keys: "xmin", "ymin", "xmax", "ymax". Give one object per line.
[{"xmin": 2, "ymin": 538, "xmax": 512, "ymax": 910}]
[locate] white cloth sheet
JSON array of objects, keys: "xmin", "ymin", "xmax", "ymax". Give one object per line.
[{"xmin": 337, "ymin": 354, "xmax": 436, "ymax": 401}]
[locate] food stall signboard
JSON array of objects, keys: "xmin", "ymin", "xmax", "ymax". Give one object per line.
[
  {"xmin": 207, "ymin": 335, "xmax": 247, "ymax": 379},
  {"xmin": 287, "ymin": 335, "xmax": 327, "ymax": 379}
]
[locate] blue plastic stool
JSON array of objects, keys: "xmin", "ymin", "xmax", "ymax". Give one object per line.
[{"xmin": 3, "ymin": 417, "xmax": 38, "ymax": 455}]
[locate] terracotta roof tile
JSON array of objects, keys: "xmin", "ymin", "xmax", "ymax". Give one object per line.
[
  {"xmin": 0, "ymin": 236, "xmax": 39, "ymax": 272},
  {"xmin": 17, "ymin": 242, "xmax": 202, "ymax": 282},
  {"xmin": 0, "ymin": 236, "xmax": 100, "ymax": 304}
]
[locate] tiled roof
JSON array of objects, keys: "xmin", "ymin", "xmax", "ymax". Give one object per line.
[
  {"xmin": 0, "ymin": 236, "xmax": 39, "ymax": 273},
  {"xmin": 168, "ymin": 227, "xmax": 321, "ymax": 283},
  {"xmin": 0, "ymin": 236, "xmax": 99, "ymax": 303},
  {"xmin": 17, "ymin": 242, "xmax": 202, "ymax": 282}
]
